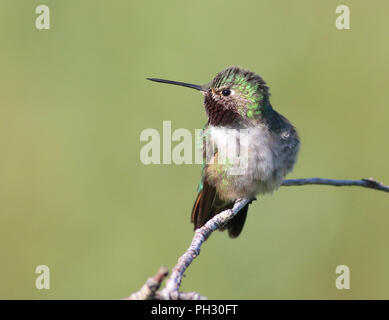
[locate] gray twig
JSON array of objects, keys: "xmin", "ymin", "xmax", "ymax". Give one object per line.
[
  {"xmin": 123, "ymin": 266, "xmax": 168, "ymax": 300},
  {"xmin": 282, "ymin": 177, "xmax": 389, "ymax": 192},
  {"xmin": 126, "ymin": 177, "xmax": 388, "ymax": 300}
]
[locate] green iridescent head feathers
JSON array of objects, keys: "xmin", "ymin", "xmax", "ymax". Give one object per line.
[
  {"xmin": 207, "ymin": 66, "xmax": 270, "ymax": 120},
  {"xmin": 209, "ymin": 66, "xmax": 270, "ymax": 101}
]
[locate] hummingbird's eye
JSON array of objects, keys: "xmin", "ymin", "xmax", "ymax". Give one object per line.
[{"xmin": 221, "ymin": 89, "xmax": 231, "ymax": 97}]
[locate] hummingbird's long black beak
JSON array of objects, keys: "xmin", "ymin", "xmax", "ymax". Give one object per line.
[{"xmin": 147, "ymin": 78, "xmax": 205, "ymax": 92}]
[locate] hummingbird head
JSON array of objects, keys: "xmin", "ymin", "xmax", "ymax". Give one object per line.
[
  {"xmin": 147, "ymin": 66, "xmax": 270, "ymax": 126},
  {"xmin": 204, "ymin": 66, "xmax": 270, "ymax": 126}
]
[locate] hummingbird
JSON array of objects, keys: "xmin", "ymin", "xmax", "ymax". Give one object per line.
[{"xmin": 148, "ymin": 66, "xmax": 300, "ymax": 238}]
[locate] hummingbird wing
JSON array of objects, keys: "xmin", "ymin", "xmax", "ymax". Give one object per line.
[{"xmin": 191, "ymin": 176, "xmax": 218, "ymax": 229}]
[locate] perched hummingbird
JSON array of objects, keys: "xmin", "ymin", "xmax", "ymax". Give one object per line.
[{"xmin": 148, "ymin": 66, "xmax": 300, "ymax": 238}]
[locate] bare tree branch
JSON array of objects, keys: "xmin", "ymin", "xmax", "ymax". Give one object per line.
[
  {"xmin": 126, "ymin": 177, "xmax": 388, "ymax": 300},
  {"xmin": 282, "ymin": 177, "xmax": 389, "ymax": 192},
  {"xmin": 124, "ymin": 266, "xmax": 206, "ymax": 300},
  {"xmin": 123, "ymin": 266, "xmax": 168, "ymax": 300}
]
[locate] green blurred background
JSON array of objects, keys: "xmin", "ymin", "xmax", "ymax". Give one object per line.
[{"xmin": 0, "ymin": 0, "xmax": 388, "ymax": 299}]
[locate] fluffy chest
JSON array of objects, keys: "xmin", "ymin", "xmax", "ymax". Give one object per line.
[{"xmin": 204, "ymin": 125, "xmax": 282, "ymax": 200}]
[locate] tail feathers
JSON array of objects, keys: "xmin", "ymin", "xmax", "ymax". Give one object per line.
[{"xmin": 225, "ymin": 203, "xmax": 249, "ymax": 238}]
